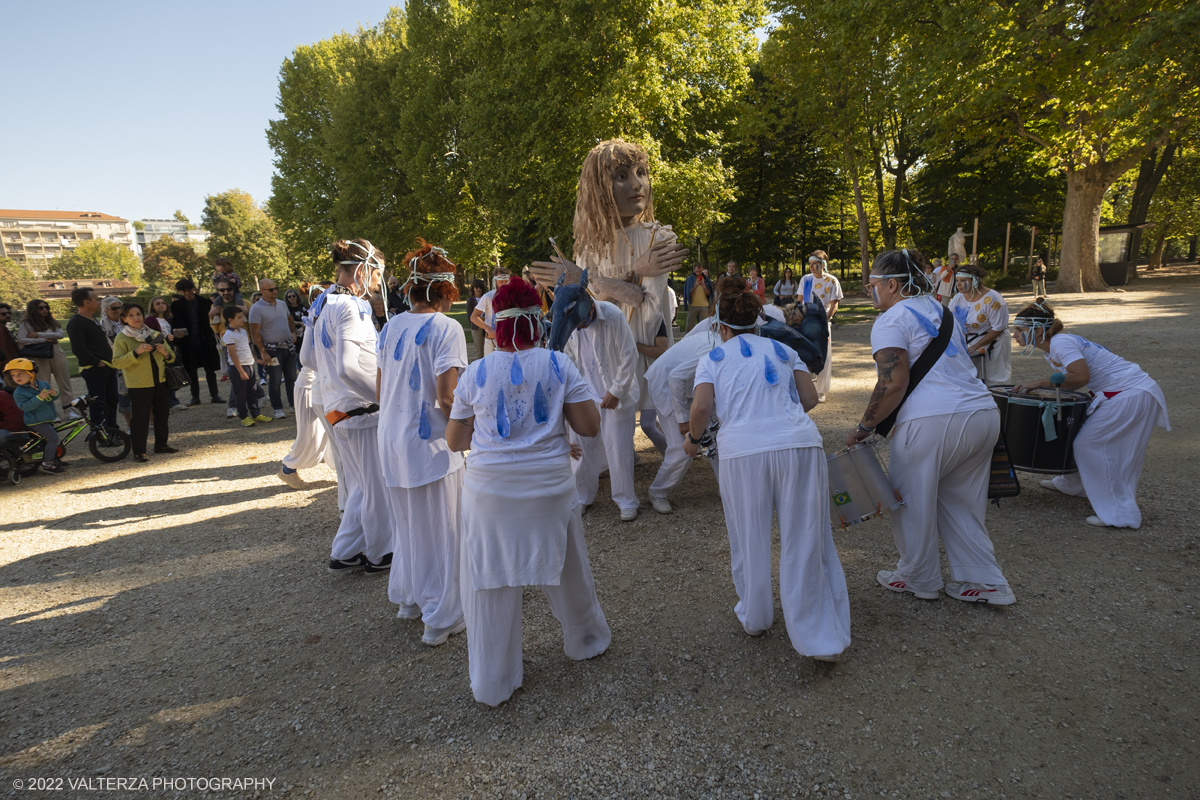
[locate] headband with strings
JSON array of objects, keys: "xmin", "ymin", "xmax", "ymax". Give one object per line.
[
  {"xmin": 337, "ymin": 240, "xmax": 386, "ymax": 301},
  {"xmin": 404, "ymin": 246, "xmax": 458, "ymax": 304},
  {"xmin": 494, "ymin": 305, "xmax": 544, "ymax": 346},
  {"xmin": 956, "ymin": 270, "xmax": 982, "ymax": 291}
]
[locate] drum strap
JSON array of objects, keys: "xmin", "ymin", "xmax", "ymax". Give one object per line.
[{"xmin": 875, "ymin": 306, "xmax": 954, "ymax": 438}]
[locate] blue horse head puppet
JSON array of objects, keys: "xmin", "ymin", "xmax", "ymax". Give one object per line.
[
  {"xmin": 547, "ymin": 268, "xmax": 594, "ymax": 351},
  {"xmin": 758, "ymin": 299, "xmax": 829, "ymax": 375}
]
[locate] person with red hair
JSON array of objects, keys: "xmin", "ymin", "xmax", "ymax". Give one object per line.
[
  {"xmin": 446, "ymin": 277, "xmax": 609, "ymax": 706},
  {"xmin": 376, "ymin": 241, "xmax": 469, "ymax": 646}
]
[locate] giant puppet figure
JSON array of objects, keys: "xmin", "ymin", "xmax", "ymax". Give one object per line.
[{"xmin": 531, "ymin": 139, "xmax": 690, "ymax": 450}]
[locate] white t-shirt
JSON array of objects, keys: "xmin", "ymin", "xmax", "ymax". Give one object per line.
[
  {"xmin": 377, "ymin": 312, "xmax": 468, "ymax": 488},
  {"xmin": 800, "ymin": 272, "xmax": 843, "ymax": 311},
  {"xmin": 693, "ymin": 333, "xmax": 821, "ymax": 459},
  {"xmin": 310, "ymin": 292, "xmax": 379, "ymax": 425},
  {"xmin": 221, "ymin": 327, "xmax": 254, "ymax": 367},
  {"xmin": 451, "ymin": 348, "xmax": 596, "ymax": 468},
  {"xmin": 476, "ymin": 291, "xmax": 495, "ymax": 328},
  {"xmin": 950, "ymin": 289, "xmax": 1008, "ymax": 336},
  {"xmin": 645, "ymin": 329, "xmax": 714, "ymax": 424},
  {"xmin": 870, "ymin": 295, "xmax": 994, "ymax": 424},
  {"xmin": 563, "ymin": 300, "xmax": 640, "ymax": 410},
  {"xmin": 1045, "ymin": 334, "xmax": 1152, "ymax": 395}
]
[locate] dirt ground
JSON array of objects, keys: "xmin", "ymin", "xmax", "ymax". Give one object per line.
[{"xmin": 2, "ymin": 268, "xmax": 1198, "ymax": 800}]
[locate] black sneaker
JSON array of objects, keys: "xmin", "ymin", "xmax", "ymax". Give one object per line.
[
  {"xmin": 211, "ymin": 396, "xmax": 225, "ymax": 404},
  {"xmin": 186, "ymin": 398, "xmax": 202, "ymax": 408},
  {"xmin": 38, "ymin": 462, "xmax": 66, "ymax": 475},
  {"xmin": 363, "ymin": 553, "xmax": 393, "ymax": 575},
  {"xmin": 328, "ymin": 553, "xmax": 368, "ymax": 573}
]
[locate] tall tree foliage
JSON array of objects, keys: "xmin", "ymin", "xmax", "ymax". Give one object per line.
[
  {"xmin": 141, "ymin": 239, "xmax": 209, "ymax": 292},
  {"xmin": 45, "ymin": 240, "xmax": 143, "ymax": 283},
  {"xmin": 0, "ymin": 258, "xmax": 40, "ymax": 314},
  {"xmin": 201, "ymin": 190, "xmax": 289, "ymax": 286}
]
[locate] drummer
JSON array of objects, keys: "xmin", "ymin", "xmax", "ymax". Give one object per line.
[
  {"xmin": 798, "ymin": 251, "xmax": 842, "ymax": 403},
  {"xmin": 846, "ymin": 248, "xmax": 1015, "ymax": 605},
  {"xmin": 948, "ymin": 263, "xmax": 1012, "ymax": 385},
  {"xmin": 1012, "ymin": 300, "xmax": 1170, "ymax": 529}
]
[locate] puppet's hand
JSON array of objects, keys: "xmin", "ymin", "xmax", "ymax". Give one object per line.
[
  {"xmin": 633, "ymin": 241, "xmax": 690, "ymax": 279},
  {"xmin": 529, "ymin": 256, "xmax": 581, "ymax": 289},
  {"xmin": 587, "ymin": 275, "xmax": 645, "ymax": 307}
]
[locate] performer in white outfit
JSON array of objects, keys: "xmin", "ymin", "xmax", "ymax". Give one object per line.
[
  {"xmin": 377, "ymin": 241, "xmax": 468, "ymax": 645},
  {"xmin": 686, "ymin": 278, "xmax": 850, "ymax": 660},
  {"xmin": 846, "ymin": 249, "xmax": 1015, "ymax": 605},
  {"xmin": 798, "ymin": 251, "xmax": 842, "ymax": 402},
  {"xmin": 645, "ymin": 317, "xmax": 720, "ymax": 514},
  {"xmin": 468, "ymin": 270, "xmax": 511, "ymax": 356},
  {"xmin": 276, "ymin": 358, "xmax": 337, "ymax": 488},
  {"xmin": 563, "ymin": 299, "xmax": 642, "ymax": 520},
  {"xmin": 1012, "ymin": 300, "xmax": 1170, "ymax": 529},
  {"xmin": 309, "ymin": 239, "xmax": 392, "ymax": 574},
  {"xmin": 447, "ymin": 278, "xmax": 610, "ymax": 706},
  {"xmin": 297, "ymin": 299, "xmax": 347, "ymax": 512},
  {"xmin": 949, "ymin": 263, "xmax": 1012, "ymax": 385}
]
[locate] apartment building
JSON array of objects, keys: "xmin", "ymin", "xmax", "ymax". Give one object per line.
[
  {"xmin": 136, "ymin": 219, "xmax": 211, "ymax": 256},
  {"xmin": 0, "ymin": 209, "xmax": 137, "ymax": 273}
]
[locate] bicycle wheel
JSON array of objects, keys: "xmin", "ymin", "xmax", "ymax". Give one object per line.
[
  {"xmin": 4, "ymin": 455, "xmax": 20, "ymax": 486},
  {"xmin": 89, "ymin": 428, "xmax": 131, "ymax": 463}
]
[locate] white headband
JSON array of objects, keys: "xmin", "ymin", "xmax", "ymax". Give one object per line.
[{"xmin": 494, "ymin": 305, "xmax": 543, "ymax": 344}]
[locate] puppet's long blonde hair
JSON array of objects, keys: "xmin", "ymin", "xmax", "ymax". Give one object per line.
[{"xmin": 572, "ymin": 138, "xmax": 656, "ymax": 263}]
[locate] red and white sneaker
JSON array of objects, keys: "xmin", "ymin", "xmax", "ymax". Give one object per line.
[
  {"xmin": 943, "ymin": 581, "xmax": 1016, "ymax": 605},
  {"xmin": 876, "ymin": 570, "xmax": 938, "ymax": 600}
]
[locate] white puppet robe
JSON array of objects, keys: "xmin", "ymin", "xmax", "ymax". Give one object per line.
[
  {"xmin": 646, "ymin": 323, "xmax": 720, "ymax": 502},
  {"xmin": 310, "ymin": 291, "xmax": 391, "ymax": 563},
  {"xmin": 280, "ymin": 366, "xmax": 337, "ymax": 471},
  {"xmin": 694, "ymin": 334, "xmax": 851, "ymax": 658},
  {"xmin": 376, "ymin": 311, "xmax": 468, "ymax": 627},
  {"xmin": 950, "ymin": 288, "xmax": 1012, "ymax": 385},
  {"xmin": 451, "ymin": 348, "xmax": 610, "ymax": 706},
  {"xmin": 563, "ymin": 300, "xmax": 641, "ymax": 512},
  {"xmin": 799, "ymin": 272, "xmax": 843, "ymax": 396},
  {"xmin": 1041, "ymin": 334, "xmax": 1171, "ymax": 528},
  {"xmin": 872, "ymin": 296, "xmax": 1009, "ymax": 594}
]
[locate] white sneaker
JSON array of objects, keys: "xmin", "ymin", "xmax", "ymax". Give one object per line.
[
  {"xmin": 66, "ymin": 408, "xmax": 83, "ymax": 420},
  {"xmin": 277, "ymin": 468, "xmax": 308, "ymax": 490},
  {"xmin": 817, "ymin": 394, "xmax": 827, "ymax": 403},
  {"xmin": 273, "ymin": 409, "xmax": 286, "ymax": 420},
  {"xmin": 226, "ymin": 408, "xmax": 237, "ymax": 418},
  {"xmin": 944, "ymin": 581, "xmax": 1017, "ymax": 606},
  {"xmin": 1085, "ymin": 515, "xmax": 1110, "ymax": 527},
  {"xmin": 742, "ymin": 623, "xmax": 765, "ymax": 637},
  {"xmin": 396, "ymin": 603, "xmax": 422, "ymax": 620},
  {"xmin": 619, "ymin": 506, "xmax": 639, "ymax": 522},
  {"xmin": 422, "ymin": 618, "xmax": 466, "ymax": 646},
  {"xmin": 1040, "ymin": 479, "xmax": 1059, "ymax": 491},
  {"xmin": 650, "ymin": 496, "xmax": 672, "ymax": 514},
  {"xmin": 876, "ymin": 570, "xmax": 939, "ymax": 600}
]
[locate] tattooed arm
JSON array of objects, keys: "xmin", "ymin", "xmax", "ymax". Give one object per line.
[
  {"xmin": 446, "ymin": 415, "xmax": 475, "ymax": 452},
  {"xmin": 844, "ymin": 347, "xmax": 910, "ymax": 448}
]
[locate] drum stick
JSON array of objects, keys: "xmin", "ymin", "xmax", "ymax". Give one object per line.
[{"xmin": 1051, "ymin": 372, "xmax": 1065, "ymax": 421}]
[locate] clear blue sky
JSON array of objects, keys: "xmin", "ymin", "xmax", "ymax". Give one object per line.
[{"xmin": 2, "ymin": 0, "xmax": 397, "ymax": 225}]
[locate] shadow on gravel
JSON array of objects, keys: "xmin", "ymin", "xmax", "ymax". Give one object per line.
[{"xmin": 61, "ymin": 462, "xmax": 286, "ymax": 496}]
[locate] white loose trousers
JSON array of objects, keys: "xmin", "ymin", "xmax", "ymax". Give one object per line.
[
  {"xmin": 461, "ymin": 504, "xmax": 610, "ymax": 706},
  {"xmin": 282, "ymin": 369, "xmax": 336, "ymax": 472},
  {"xmin": 571, "ymin": 402, "xmax": 637, "ymax": 511},
  {"xmin": 312, "ymin": 402, "xmax": 347, "ymax": 512},
  {"xmin": 329, "ymin": 421, "xmax": 392, "ymax": 563},
  {"xmin": 815, "ymin": 323, "xmax": 833, "ymax": 396},
  {"xmin": 1046, "ymin": 389, "xmax": 1159, "ymax": 528},
  {"xmin": 385, "ymin": 468, "xmax": 464, "ymax": 628},
  {"xmin": 888, "ymin": 408, "xmax": 1008, "ymax": 593},
  {"xmin": 648, "ymin": 414, "xmax": 719, "ymax": 501},
  {"xmin": 718, "ymin": 448, "xmax": 851, "ymax": 658}
]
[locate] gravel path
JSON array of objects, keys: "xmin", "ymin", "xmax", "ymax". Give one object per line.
[{"xmin": 2, "ymin": 268, "xmax": 1198, "ymax": 800}]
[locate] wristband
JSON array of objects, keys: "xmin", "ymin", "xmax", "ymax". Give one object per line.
[
  {"xmin": 856, "ymin": 423, "xmax": 874, "ymax": 434},
  {"xmin": 687, "ymin": 432, "xmax": 702, "ymax": 445}
]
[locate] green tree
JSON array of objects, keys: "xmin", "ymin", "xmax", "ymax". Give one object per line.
[
  {"xmin": 0, "ymin": 258, "xmax": 40, "ymax": 314},
  {"xmin": 1145, "ymin": 147, "xmax": 1200, "ymax": 268},
  {"xmin": 46, "ymin": 240, "xmax": 143, "ymax": 283},
  {"xmin": 201, "ymin": 189, "xmax": 289, "ymax": 286},
  {"xmin": 141, "ymin": 238, "xmax": 208, "ymax": 292}
]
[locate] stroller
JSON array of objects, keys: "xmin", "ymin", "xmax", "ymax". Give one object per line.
[{"xmin": 0, "ymin": 396, "xmax": 131, "ymax": 486}]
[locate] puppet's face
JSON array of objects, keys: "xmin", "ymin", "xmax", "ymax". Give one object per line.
[{"xmin": 611, "ymin": 161, "xmax": 650, "ymax": 222}]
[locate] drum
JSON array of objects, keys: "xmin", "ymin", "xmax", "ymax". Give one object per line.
[
  {"xmin": 826, "ymin": 443, "xmax": 905, "ymax": 529},
  {"xmin": 991, "ymin": 385, "xmax": 1090, "ymax": 474}
]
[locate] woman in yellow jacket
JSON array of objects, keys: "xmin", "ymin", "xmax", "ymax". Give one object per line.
[{"xmin": 111, "ymin": 302, "xmax": 178, "ymax": 462}]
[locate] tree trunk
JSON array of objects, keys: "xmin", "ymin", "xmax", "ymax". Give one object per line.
[
  {"xmin": 848, "ymin": 156, "xmax": 871, "ymax": 283},
  {"xmin": 1127, "ymin": 143, "xmax": 1177, "ymax": 265},
  {"xmin": 1148, "ymin": 235, "xmax": 1166, "ymax": 270},
  {"xmin": 1056, "ymin": 168, "xmax": 1115, "ymax": 292}
]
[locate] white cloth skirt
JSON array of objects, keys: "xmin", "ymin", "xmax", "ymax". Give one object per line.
[
  {"xmin": 461, "ymin": 502, "xmax": 610, "ymax": 706},
  {"xmin": 329, "ymin": 421, "xmax": 392, "ymax": 563},
  {"xmin": 718, "ymin": 447, "xmax": 851, "ymax": 658},
  {"xmin": 1047, "ymin": 388, "xmax": 1162, "ymax": 528},
  {"xmin": 888, "ymin": 408, "xmax": 1008, "ymax": 593},
  {"xmin": 971, "ymin": 329, "xmax": 1012, "ymax": 386},
  {"xmin": 648, "ymin": 411, "xmax": 719, "ymax": 500},
  {"xmin": 571, "ymin": 402, "xmax": 637, "ymax": 511},
  {"xmin": 814, "ymin": 323, "xmax": 833, "ymax": 395},
  {"xmin": 312, "ymin": 402, "xmax": 347, "ymax": 512},
  {"xmin": 386, "ymin": 468, "xmax": 463, "ymax": 627},
  {"xmin": 282, "ymin": 369, "xmax": 336, "ymax": 472}
]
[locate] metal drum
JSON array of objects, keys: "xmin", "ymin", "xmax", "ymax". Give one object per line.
[
  {"xmin": 826, "ymin": 443, "xmax": 905, "ymax": 529},
  {"xmin": 991, "ymin": 385, "xmax": 1090, "ymax": 474}
]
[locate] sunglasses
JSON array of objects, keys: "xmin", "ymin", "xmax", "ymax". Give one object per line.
[{"xmin": 218, "ymin": 289, "xmax": 233, "ymax": 293}]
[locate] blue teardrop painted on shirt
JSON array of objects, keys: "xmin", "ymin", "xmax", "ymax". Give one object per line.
[
  {"xmin": 549, "ymin": 351, "xmax": 563, "ymax": 383},
  {"xmin": 763, "ymin": 354, "xmax": 779, "ymax": 385},
  {"xmin": 510, "ymin": 353, "xmax": 524, "ymax": 386},
  {"xmin": 772, "ymin": 340, "xmax": 790, "ymax": 362},
  {"xmin": 533, "ymin": 381, "xmax": 548, "ymax": 424},
  {"xmin": 787, "ymin": 374, "xmax": 800, "ymax": 404},
  {"xmin": 418, "ymin": 401, "xmax": 431, "ymax": 440},
  {"xmin": 496, "ymin": 390, "xmax": 511, "ymax": 438},
  {"xmin": 475, "ymin": 358, "xmax": 487, "ymax": 387},
  {"xmin": 392, "ymin": 329, "xmax": 407, "ymax": 361},
  {"xmin": 739, "ymin": 338, "xmax": 752, "ymax": 358},
  {"xmin": 408, "ymin": 361, "xmax": 421, "ymax": 391},
  {"xmin": 320, "ymin": 321, "xmax": 332, "ymax": 349},
  {"xmin": 414, "ymin": 315, "xmax": 434, "ymax": 346},
  {"xmin": 708, "ymin": 347, "xmax": 724, "ymax": 362}
]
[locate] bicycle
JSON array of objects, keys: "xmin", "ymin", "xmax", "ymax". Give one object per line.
[{"xmin": 0, "ymin": 395, "xmax": 131, "ymax": 485}]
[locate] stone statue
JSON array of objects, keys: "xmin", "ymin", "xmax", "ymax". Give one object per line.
[{"xmin": 948, "ymin": 227, "xmax": 968, "ymax": 263}]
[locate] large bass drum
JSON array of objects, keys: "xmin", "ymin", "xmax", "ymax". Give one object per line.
[
  {"xmin": 826, "ymin": 443, "xmax": 904, "ymax": 529},
  {"xmin": 991, "ymin": 386, "xmax": 1090, "ymax": 474}
]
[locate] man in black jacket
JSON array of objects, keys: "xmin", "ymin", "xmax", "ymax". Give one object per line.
[
  {"xmin": 65, "ymin": 287, "xmax": 120, "ymax": 429},
  {"xmin": 170, "ymin": 278, "xmax": 223, "ymax": 406}
]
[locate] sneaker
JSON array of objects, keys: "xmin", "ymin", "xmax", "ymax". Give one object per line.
[
  {"xmin": 742, "ymin": 623, "xmax": 765, "ymax": 637},
  {"xmin": 211, "ymin": 396, "xmax": 225, "ymax": 404},
  {"xmin": 133, "ymin": 454, "xmax": 150, "ymax": 463},
  {"xmin": 259, "ymin": 377, "xmax": 267, "ymax": 386},
  {"xmin": 227, "ymin": 408, "xmax": 238, "ymax": 418},
  {"xmin": 38, "ymin": 462, "xmax": 66, "ymax": 475},
  {"xmin": 328, "ymin": 553, "xmax": 368, "ymax": 573},
  {"xmin": 944, "ymin": 581, "xmax": 1017, "ymax": 606},
  {"xmin": 1085, "ymin": 515, "xmax": 1110, "ymax": 527},
  {"xmin": 422, "ymin": 618, "xmax": 466, "ymax": 646},
  {"xmin": 254, "ymin": 414, "xmax": 273, "ymax": 423},
  {"xmin": 1040, "ymin": 479, "xmax": 1060, "ymax": 491},
  {"xmin": 66, "ymin": 408, "xmax": 83, "ymax": 420},
  {"xmin": 818, "ymin": 394, "xmax": 827, "ymax": 403},
  {"xmin": 396, "ymin": 603, "xmax": 422, "ymax": 620},
  {"xmin": 813, "ymin": 654, "xmax": 841, "ymax": 663},
  {"xmin": 363, "ymin": 552, "xmax": 393, "ymax": 575},
  {"xmin": 219, "ymin": 374, "xmax": 229, "ymax": 382},
  {"xmin": 171, "ymin": 403, "xmax": 188, "ymax": 411},
  {"xmin": 620, "ymin": 506, "xmax": 639, "ymax": 522},
  {"xmin": 186, "ymin": 398, "xmax": 203, "ymax": 408},
  {"xmin": 876, "ymin": 570, "xmax": 939, "ymax": 600},
  {"xmin": 153, "ymin": 446, "xmax": 179, "ymax": 454},
  {"xmin": 241, "ymin": 417, "xmax": 256, "ymax": 427},
  {"xmin": 273, "ymin": 409, "xmax": 286, "ymax": 420},
  {"xmin": 650, "ymin": 496, "xmax": 672, "ymax": 515},
  {"xmin": 277, "ymin": 467, "xmax": 308, "ymax": 489}
]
